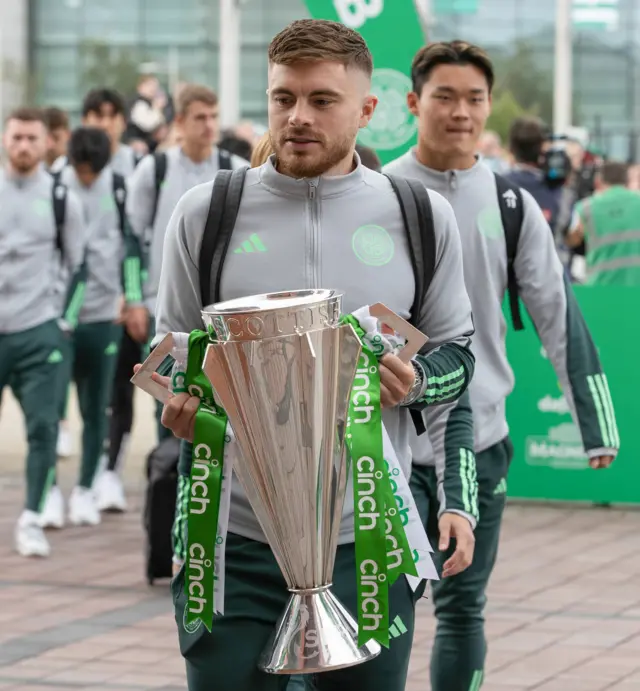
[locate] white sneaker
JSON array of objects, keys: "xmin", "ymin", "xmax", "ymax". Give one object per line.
[
  {"xmin": 15, "ymin": 511, "xmax": 51, "ymax": 557},
  {"xmin": 56, "ymin": 424, "xmax": 74, "ymax": 458},
  {"xmin": 94, "ymin": 471, "xmax": 127, "ymax": 513},
  {"xmin": 39, "ymin": 486, "xmax": 65, "ymax": 529},
  {"xmin": 68, "ymin": 487, "xmax": 101, "ymax": 526}
]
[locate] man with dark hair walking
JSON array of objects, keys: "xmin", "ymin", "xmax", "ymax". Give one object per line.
[
  {"xmin": 39, "ymin": 127, "xmax": 144, "ymax": 528},
  {"xmin": 385, "ymin": 40, "xmax": 619, "ymax": 691},
  {"xmin": 82, "ymin": 88, "xmax": 140, "ymax": 178}
]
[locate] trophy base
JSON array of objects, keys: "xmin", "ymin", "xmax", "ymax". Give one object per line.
[{"xmin": 258, "ymin": 584, "xmax": 381, "ymax": 675}]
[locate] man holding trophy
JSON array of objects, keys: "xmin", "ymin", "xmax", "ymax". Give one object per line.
[{"xmin": 141, "ymin": 19, "xmax": 477, "ymax": 691}]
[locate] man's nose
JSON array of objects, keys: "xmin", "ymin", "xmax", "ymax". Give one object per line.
[
  {"xmin": 288, "ymin": 101, "xmax": 313, "ymax": 127},
  {"xmin": 451, "ymin": 100, "xmax": 471, "ymax": 119}
]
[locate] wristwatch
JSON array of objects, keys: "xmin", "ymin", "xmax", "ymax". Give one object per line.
[{"xmin": 401, "ymin": 360, "xmax": 426, "ymax": 406}]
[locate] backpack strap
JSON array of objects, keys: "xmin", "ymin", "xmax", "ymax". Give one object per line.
[
  {"xmin": 384, "ymin": 174, "xmax": 436, "ymax": 326},
  {"xmin": 494, "ymin": 173, "xmax": 525, "ymax": 331},
  {"xmin": 218, "ymin": 148, "xmax": 233, "ymax": 171},
  {"xmin": 51, "ymin": 172, "xmax": 67, "ymax": 256},
  {"xmin": 112, "ymin": 172, "xmax": 127, "ymax": 236},
  {"xmin": 133, "ymin": 150, "xmax": 145, "ymax": 168},
  {"xmin": 198, "ymin": 167, "xmax": 248, "ymax": 307},
  {"xmin": 150, "ymin": 151, "xmax": 168, "ymax": 229},
  {"xmin": 384, "ymin": 174, "xmax": 436, "ymax": 437}
]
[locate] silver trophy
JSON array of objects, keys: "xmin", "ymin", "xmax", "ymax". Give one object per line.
[{"xmin": 202, "ymin": 289, "xmax": 381, "ymax": 674}]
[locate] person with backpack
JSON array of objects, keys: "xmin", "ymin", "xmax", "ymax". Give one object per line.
[
  {"xmin": 50, "ymin": 90, "xmax": 146, "ymax": 467},
  {"xmin": 39, "ymin": 127, "xmax": 145, "ymax": 529},
  {"xmin": 82, "ymin": 88, "xmax": 142, "ymax": 179},
  {"xmin": 0, "ymin": 107, "xmax": 85, "ymax": 557},
  {"xmin": 142, "ymin": 19, "xmax": 476, "ymax": 691},
  {"xmin": 95, "ymin": 84, "xmax": 248, "ymax": 514},
  {"xmin": 384, "ymin": 40, "xmax": 619, "ymax": 691}
]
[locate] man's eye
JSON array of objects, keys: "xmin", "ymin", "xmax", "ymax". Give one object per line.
[
  {"xmin": 315, "ymin": 100, "xmax": 332, "ymax": 107},
  {"xmin": 274, "ymin": 97, "xmax": 291, "ymax": 106}
]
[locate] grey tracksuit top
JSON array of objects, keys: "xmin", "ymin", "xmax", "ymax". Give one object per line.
[
  {"xmin": 60, "ymin": 165, "xmax": 143, "ymax": 324},
  {"xmin": 0, "ymin": 166, "xmax": 84, "ymax": 334},
  {"xmin": 126, "ymin": 146, "xmax": 248, "ymax": 316},
  {"xmin": 384, "ymin": 150, "xmax": 619, "ymax": 472},
  {"xmin": 154, "ymin": 154, "xmax": 476, "ymax": 544}
]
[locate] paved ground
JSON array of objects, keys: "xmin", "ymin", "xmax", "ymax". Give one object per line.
[{"xmin": 1, "ymin": 389, "xmax": 640, "ymax": 691}]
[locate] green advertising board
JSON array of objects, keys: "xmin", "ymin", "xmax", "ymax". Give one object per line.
[
  {"xmin": 506, "ymin": 286, "xmax": 639, "ymax": 505},
  {"xmin": 303, "ymin": 0, "xmax": 425, "ymax": 164}
]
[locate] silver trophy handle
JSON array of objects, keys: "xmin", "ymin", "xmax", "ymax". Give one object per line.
[
  {"xmin": 129, "ymin": 333, "xmax": 175, "ymax": 404},
  {"xmin": 368, "ymin": 303, "xmax": 428, "ymax": 363}
]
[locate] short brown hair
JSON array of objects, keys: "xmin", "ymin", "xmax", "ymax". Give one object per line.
[
  {"xmin": 268, "ymin": 19, "xmax": 373, "ymax": 76},
  {"xmin": 411, "ymin": 40, "xmax": 494, "ymax": 95},
  {"xmin": 600, "ymin": 161, "xmax": 629, "ymax": 186},
  {"xmin": 509, "ymin": 116, "xmax": 549, "ymax": 165},
  {"xmin": 42, "ymin": 106, "xmax": 69, "ymax": 132},
  {"xmin": 177, "ymin": 84, "xmax": 219, "ymax": 116},
  {"xmin": 6, "ymin": 107, "xmax": 45, "ymax": 125}
]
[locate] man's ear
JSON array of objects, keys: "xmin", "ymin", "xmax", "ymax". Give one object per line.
[
  {"xmin": 407, "ymin": 91, "xmax": 420, "ymax": 117},
  {"xmin": 359, "ymin": 95, "xmax": 378, "ymax": 129}
]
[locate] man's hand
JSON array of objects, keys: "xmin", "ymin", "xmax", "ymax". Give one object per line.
[
  {"xmin": 379, "ymin": 353, "xmax": 415, "ymax": 408},
  {"xmin": 132, "ymin": 364, "xmax": 198, "ymax": 441},
  {"xmin": 589, "ymin": 455, "xmax": 614, "ymax": 469},
  {"xmin": 125, "ymin": 306, "xmax": 149, "ymax": 343},
  {"xmin": 439, "ymin": 513, "xmax": 475, "ymax": 578}
]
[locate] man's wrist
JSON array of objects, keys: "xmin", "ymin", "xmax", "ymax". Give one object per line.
[{"xmin": 400, "ymin": 359, "xmax": 427, "ymax": 406}]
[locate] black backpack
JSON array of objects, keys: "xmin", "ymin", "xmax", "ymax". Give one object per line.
[
  {"xmin": 143, "ymin": 435, "xmax": 181, "ymax": 584},
  {"xmin": 51, "ymin": 171, "xmax": 128, "ymax": 253},
  {"xmin": 195, "ymin": 168, "xmax": 436, "ymax": 434},
  {"xmin": 149, "ymin": 148, "xmax": 234, "ymax": 230}
]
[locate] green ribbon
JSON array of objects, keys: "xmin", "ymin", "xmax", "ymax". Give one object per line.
[
  {"xmin": 341, "ymin": 315, "xmax": 417, "ymax": 649},
  {"xmin": 183, "ymin": 330, "xmax": 228, "ymax": 633}
]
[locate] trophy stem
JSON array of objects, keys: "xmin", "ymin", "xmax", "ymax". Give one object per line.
[{"xmin": 258, "ymin": 586, "xmax": 381, "ymax": 674}]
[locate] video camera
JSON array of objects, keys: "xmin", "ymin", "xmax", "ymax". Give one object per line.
[{"xmin": 541, "ymin": 135, "xmax": 572, "ymax": 188}]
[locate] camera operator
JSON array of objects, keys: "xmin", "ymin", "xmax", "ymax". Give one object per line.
[{"xmin": 505, "ymin": 116, "xmax": 570, "ymax": 231}]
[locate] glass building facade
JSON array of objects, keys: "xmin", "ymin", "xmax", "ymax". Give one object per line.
[{"xmin": 29, "ymin": 0, "xmax": 640, "ymax": 159}]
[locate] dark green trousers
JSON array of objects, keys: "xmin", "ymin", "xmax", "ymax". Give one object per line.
[
  {"xmin": 0, "ymin": 320, "xmax": 63, "ymax": 512},
  {"xmin": 58, "ymin": 321, "xmax": 121, "ymax": 488},
  {"xmin": 410, "ymin": 437, "xmax": 513, "ymax": 691},
  {"xmin": 171, "ymin": 532, "xmax": 419, "ymax": 691}
]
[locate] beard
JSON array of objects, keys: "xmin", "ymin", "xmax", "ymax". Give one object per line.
[
  {"xmin": 10, "ymin": 153, "xmax": 38, "ymax": 174},
  {"xmin": 272, "ymin": 125, "xmax": 358, "ymax": 179}
]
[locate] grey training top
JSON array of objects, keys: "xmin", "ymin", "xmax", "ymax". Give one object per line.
[
  {"xmin": 155, "ymin": 155, "xmax": 475, "ymax": 545},
  {"xmin": 385, "ymin": 149, "xmax": 618, "ymax": 461},
  {"xmin": 0, "ymin": 166, "xmax": 85, "ymax": 334},
  {"xmin": 127, "ymin": 146, "xmax": 248, "ymax": 315},
  {"xmin": 61, "ymin": 165, "xmax": 139, "ymax": 324}
]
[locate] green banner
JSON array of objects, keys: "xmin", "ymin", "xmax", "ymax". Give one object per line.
[
  {"xmin": 506, "ymin": 286, "xmax": 638, "ymax": 505},
  {"xmin": 303, "ymin": 0, "xmax": 425, "ymax": 164},
  {"xmin": 183, "ymin": 330, "xmax": 228, "ymax": 633}
]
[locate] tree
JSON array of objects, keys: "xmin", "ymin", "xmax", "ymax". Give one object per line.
[
  {"xmin": 79, "ymin": 41, "xmax": 141, "ymax": 98},
  {"xmin": 486, "ymin": 89, "xmax": 530, "ymax": 143},
  {"xmin": 489, "ymin": 40, "xmax": 554, "ymax": 126}
]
